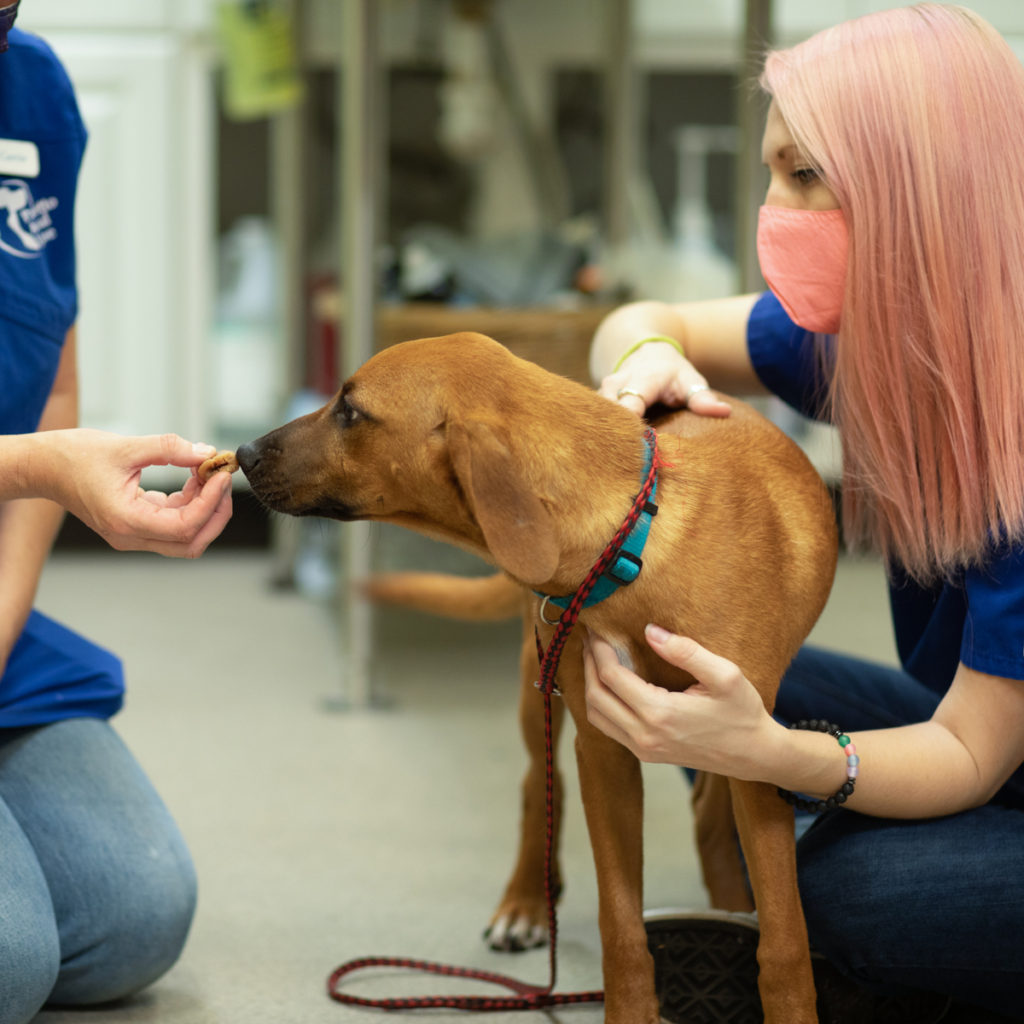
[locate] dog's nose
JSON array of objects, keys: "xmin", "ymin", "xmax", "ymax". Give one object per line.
[{"xmin": 235, "ymin": 441, "xmax": 260, "ymax": 477}]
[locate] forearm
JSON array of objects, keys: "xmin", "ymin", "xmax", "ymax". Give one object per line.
[
  {"xmin": 758, "ymin": 716, "xmax": 994, "ymax": 819},
  {"xmin": 0, "ymin": 387, "xmax": 76, "ymax": 650},
  {"xmin": 758, "ymin": 662, "xmax": 1024, "ymax": 818},
  {"xmin": 0, "ymin": 495, "xmax": 64, "ymax": 650},
  {"xmin": 589, "ymin": 295, "xmax": 765, "ymax": 391}
]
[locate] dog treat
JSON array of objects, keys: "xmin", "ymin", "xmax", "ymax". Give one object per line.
[{"xmin": 197, "ymin": 450, "xmax": 239, "ymax": 485}]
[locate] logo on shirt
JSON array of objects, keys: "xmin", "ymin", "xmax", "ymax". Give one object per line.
[{"xmin": 0, "ymin": 179, "xmax": 57, "ymax": 259}]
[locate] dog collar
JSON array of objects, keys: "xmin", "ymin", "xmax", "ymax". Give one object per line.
[{"xmin": 534, "ymin": 430, "xmax": 658, "ymax": 624}]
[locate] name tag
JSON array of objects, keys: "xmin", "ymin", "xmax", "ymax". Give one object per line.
[{"xmin": 0, "ymin": 139, "xmax": 39, "ymax": 178}]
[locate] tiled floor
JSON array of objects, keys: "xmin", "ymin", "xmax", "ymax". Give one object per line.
[{"xmin": 29, "ymin": 535, "xmax": 895, "ymax": 1024}]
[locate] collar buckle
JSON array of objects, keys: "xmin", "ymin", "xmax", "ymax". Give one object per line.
[{"xmin": 603, "ymin": 550, "xmax": 643, "ymax": 587}]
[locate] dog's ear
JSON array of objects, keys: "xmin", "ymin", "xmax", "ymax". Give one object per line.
[{"xmin": 447, "ymin": 419, "xmax": 559, "ymax": 586}]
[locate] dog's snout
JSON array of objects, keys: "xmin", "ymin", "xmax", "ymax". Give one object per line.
[
  {"xmin": 234, "ymin": 407, "xmax": 353, "ymax": 520},
  {"xmin": 235, "ymin": 441, "xmax": 261, "ymax": 477}
]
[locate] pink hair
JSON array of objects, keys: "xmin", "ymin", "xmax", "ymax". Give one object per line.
[{"xmin": 761, "ymin": 4, "xmax": 1024, "ymax": 582}]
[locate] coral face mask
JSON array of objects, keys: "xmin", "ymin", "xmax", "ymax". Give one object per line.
[{"xmin": 756, "ymin": 205, "xmax": 848, "ymax": 334}]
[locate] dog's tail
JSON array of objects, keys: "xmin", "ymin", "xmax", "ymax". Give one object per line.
[{"xmin": 360, "ymin": 571, "xmax": 523, "ymax": 621}]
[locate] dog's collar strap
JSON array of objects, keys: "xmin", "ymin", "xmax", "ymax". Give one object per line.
[
  {"xmin": 532, "ymin": 428, "xmax": 660, "ymax": 697},
  {"xmin": 534, "ymin": 430, "xmax": 659, "ymax": 617}
]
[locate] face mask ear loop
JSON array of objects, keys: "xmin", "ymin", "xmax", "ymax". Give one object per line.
[{"xmin": 0, "ymin": 1, "xmax": 20, "ymax": 54}]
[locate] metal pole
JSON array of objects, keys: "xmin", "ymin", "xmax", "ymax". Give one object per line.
[
  {"xmin": 736, "ymin": 0, "xmax": 773, "ymax": 292},
  {"xmin": 268, "ymin": 0, "xmax": 307, "ymax": 591},
  {"xmin": 332, "ymin": 0, "xmax": 380, "ymax": 710},
  {"xmin": 270, "ymin": 0, "xmax": 306, "ymax": 400},
  {"xmin": 604, "ymin": 0, "xmax": 635, "ymax": 247}
]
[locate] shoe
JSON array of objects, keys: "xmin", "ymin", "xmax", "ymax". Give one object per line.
[
  {"xmin": 644, "ymin": 909, "xmax": 762, "ymax": 1023},
  {"xmin": 644, "ymin": 908, "xmax": 953, "ymax": 1024}
]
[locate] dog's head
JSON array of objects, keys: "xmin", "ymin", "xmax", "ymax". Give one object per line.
[{"xmin": 237, "ymin": 332, "xmax": 609, "ymax": 585}]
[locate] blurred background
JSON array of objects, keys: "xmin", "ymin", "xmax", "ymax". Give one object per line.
[
  {"xmin": 23, "ymin": 0, "xmax": 1024, "ymax": 450},
  {"xmin": 32, "ymin": 0, "xmax": 1024, "ymax": 704},
  {"xmin": 25, "ymin": 0, "xmax": 1024, "ymax": 751}
]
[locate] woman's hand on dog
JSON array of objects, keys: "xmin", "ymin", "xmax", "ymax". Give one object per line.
[
  {"xmin": 597, "ymin": 343, "xmax": 733, "ymax": 419},
  {"xmin": 583, "ymin": 625, "xmax": 783, "ymax": 780}
]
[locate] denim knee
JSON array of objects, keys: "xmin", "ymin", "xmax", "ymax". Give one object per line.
[
  {"xmin": 797, "ymin": 813, "xmax": 889, "ymax": 986},
  {"xmin": 49, "ymin": 844, "xmax": 197, "ymax": 1006},
  {"xmin": 796, "ymin": 806, "xmax": 1024, "ymax": 1015},
  {"xmin": 0, "ymin": 919, "xmax": 60, "ymax": 1024},
  {"xmin": 0, "ymin": 799, "xmax": 61, "ymax": 1024}
]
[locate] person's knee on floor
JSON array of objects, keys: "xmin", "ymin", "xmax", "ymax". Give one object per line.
[
  {"xmin": 798, "ymin": 808, "xmax": 1024, "ymax": 1017},
  {"xmin": 0, "ymin": 918, "xmax": 60, "ymax": 1024},
  {"xmin": 48, "ymin": 840, "xmax": 197, "ymax": 1006}
]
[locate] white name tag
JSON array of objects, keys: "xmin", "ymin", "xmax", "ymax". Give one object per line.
[{"xmin": 0, "ymin": 139, "xmax": 39, "ymax": 178}]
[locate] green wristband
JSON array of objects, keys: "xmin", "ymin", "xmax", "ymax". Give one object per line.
[{"xmin": 612, "ymin": 335, "xmax": 686, "ymax": 373}]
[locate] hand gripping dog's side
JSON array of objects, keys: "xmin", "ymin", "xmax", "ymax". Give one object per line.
[{"xmin": 238, "ymin": 331, "xmax": 838, "ymax": 1024}]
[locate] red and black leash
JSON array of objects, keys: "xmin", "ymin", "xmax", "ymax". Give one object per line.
[
  {"xmin": 325, "ymin": 682, "xmax": 597, "ymax": 1011},
  {"xmin": 327, "ymin": 428, "xmax": 661, "ymax": 1012}
]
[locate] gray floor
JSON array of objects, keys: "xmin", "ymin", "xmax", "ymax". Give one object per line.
[{"xmin": 28, "ymin": 530, "xmax": 897, "ymax": 1024}]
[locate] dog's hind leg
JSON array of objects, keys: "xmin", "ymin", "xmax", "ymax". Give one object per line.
[
  {"xmin": 692, "ymin": 770, "xmax": 754, "ymax": 912},
  {"xmin": 485, "ymin": 625, "xmax": 565, "ymax": 951},
  {"xmin": 729, "ymin": 777, "xmax": 818, "ymax": 1024}
]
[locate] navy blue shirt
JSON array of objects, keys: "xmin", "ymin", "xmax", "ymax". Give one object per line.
[
  {"xmin": 0, "ymin": 27, "xmax": 84, "ymax": 432},
  {"xmin": 747, "ymin": 290, "xmax": 1024, "ymax": 695},
  {"xmin": 0, "ymin": 28, "xmax": 123, "ymax": 727}
]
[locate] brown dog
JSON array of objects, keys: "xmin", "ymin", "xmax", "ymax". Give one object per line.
[{"xmin": 237, "ymin": 332, "xmax": 837, "ymax": 1024}]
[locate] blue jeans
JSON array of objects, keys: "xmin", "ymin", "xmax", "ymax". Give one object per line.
[
  {"xmin": 0, "ymin": 718, "xmax": 197, "ymax": 1024},
  {"xmin": 779, "ymin": 646, "xmax": 1024, "ymax": 1016}
]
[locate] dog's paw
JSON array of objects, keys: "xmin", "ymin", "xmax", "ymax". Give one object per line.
[{"xmin": 483, "ymin": 912, "xmax": 548, "ymax": 952}]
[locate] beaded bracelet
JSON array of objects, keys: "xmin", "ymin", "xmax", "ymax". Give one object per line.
[
  {"xmin": 612, "ymin": 335, "xmax": 686, "ymax": 372},
  {"xmin": 776, "ymin": 719, "xmax": 859, "ymax": 813}
]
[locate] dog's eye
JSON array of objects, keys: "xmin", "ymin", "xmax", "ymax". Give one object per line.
[
  {"xmin": 336, "ymin": 394, "xmax": 362, "ymax": 427},
  {"xmin": 342, "ymin": 399, "xmax": 361, "ymax": 426}
]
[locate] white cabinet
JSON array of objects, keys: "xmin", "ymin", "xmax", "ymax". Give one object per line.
[{"xmin": 21, "ymin": 7, "xmax": 215, "ymax": 442}]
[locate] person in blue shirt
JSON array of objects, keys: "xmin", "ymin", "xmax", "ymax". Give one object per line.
[
  {"xmin": 585, "ymin": 5, "xmax": 1024, "ymax": 1023},
  {"xmin": 0, "ymin": 6, "xmax": 232, "ymax": 1021}
]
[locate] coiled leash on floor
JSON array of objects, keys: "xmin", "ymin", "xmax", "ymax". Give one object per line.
[{"xmin": 327, "ymin": 428, "xmax": 661, "ymax": 1012}]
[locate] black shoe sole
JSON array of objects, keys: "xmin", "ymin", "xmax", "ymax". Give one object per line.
[
  {"xmin": 645, "ymin": 911, "xmax": 762, "ymax": 1024},
  {"xmin": 645, "ymin": 910, "xmax": 953, "ymax": 1024}
]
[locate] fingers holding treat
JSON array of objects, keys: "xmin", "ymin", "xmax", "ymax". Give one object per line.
[{"xmin": 197, "ymin": 450, "xmax": 239, "ymax": 485}]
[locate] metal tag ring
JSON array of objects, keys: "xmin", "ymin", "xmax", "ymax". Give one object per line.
[{"xmin": 538, "ymin": 595, "xmax": 563, "ymax": 626}]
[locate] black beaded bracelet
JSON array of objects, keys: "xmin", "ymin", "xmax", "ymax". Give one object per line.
[{"xmin": 776, "ymin": 719, "xmax": 859, "ymax": 813}]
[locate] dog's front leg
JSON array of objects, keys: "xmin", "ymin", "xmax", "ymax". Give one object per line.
[
  {"xmin": 561, "ymin": 653, "xmax": 661, "ymax": 1024},
  {"xmin": 486, "ymin": 628, "xmax": 566, "ymax": 951},
  {"xmin": 729, "ymin": 777, "xmax": 818, "ymax": 1024}
]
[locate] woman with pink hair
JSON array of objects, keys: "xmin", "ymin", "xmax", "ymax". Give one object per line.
[{"xmin": 586, "ymin": 5, "xmax": 1024, "ymax": 1021}]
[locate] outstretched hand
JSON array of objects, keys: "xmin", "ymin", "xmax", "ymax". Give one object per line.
[
  {"xmin": 47, "ymin": 430, "xmax": 234, "ymax": 557},
  {"xmin": 582, "ymin": 625, "xmax": 778, "ymax": 780}
]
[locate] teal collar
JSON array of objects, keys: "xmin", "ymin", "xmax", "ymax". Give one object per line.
[{"xmin": 535, "ymin": 431, "xmax": 658, "ymax": 622}]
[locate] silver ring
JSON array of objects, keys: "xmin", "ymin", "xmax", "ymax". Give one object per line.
[
  {"xmin": 684, "ymin": 383, "xmax": 709, "ymax": 405},
  {"xmin": 616, "ymin": 387, "xmax": 644, "ymax": 401},
  {"xmin": 538, "ymin": 595, "xmax": 562, "ymax": 626}
]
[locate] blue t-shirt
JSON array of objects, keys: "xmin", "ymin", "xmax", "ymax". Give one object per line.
[
  {"xmin": 0, "ymin": 28, "xmax": 123, "ymax": 728},
  {"xmin": 748, "ymin": 289, "xmax": 1024, "ymax": 694}
]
